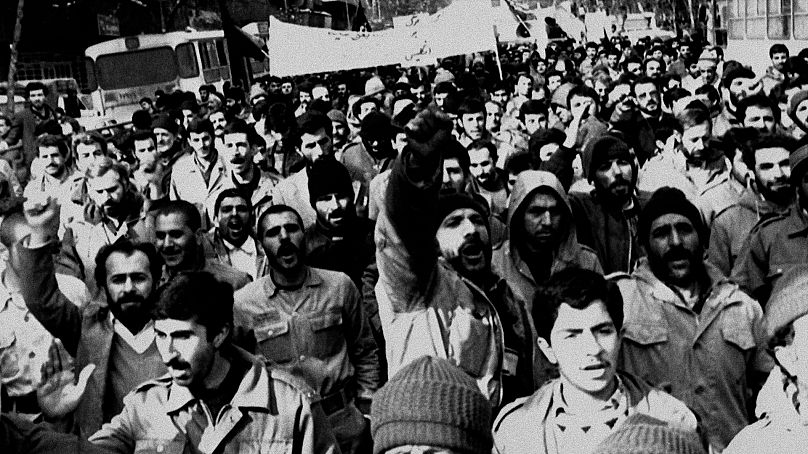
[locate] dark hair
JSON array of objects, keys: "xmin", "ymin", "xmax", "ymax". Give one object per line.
[
  {"xmin": 153, "ymin": 272, "xmax": 234, "ymax": 342},
  {"xmin": 743, "ymin": 133, "xmax": 798, "ymax": 169},
  {"xmin": 533, "ymin": 268, "xmax": 624, "ymax": 344},
  {"xmin": 694, "ymin": 84, "xmax": 720, "ymax": 106},
  {"xmin": 643, "ymin": 56, "xmax": 666, "ymax": 72},
  {"xmin": 676, "ymin": 104, "xmax": 711, "ymax": 130},
  {"xmin": 128, "ymin": 129, "xmax": 157, "ymax": 152},
  {"xmin": 737, "ymin": 94, "xmax": 781, "ymax": 124},
  {"xmin": 256, "ymin": 204, "xmax": 304, "ymax": 238},
  {"xmin": 222, "ymin": 119, "xmax": 259, "ymax": 145},
  {"xmin": 35, "ymin": 134, "xmax": 69, "ymax": 157},
  {"xmin": 94, "ymin": 239, "xmax": 163, "ymax": 292},
  {"xmin": 443, "ymin": 139, "xmax": 470, "ymax": 174},
  {"xmin": 186, "ymin": 118, "xmax": 214, "ymax": 136},
  {"xmin": 504, "ymin": 151, "xmax": 534, "ymax": 175},
  {"xmin": 631, "ymin": 76, "xmax": 659, "ymax": 96},
  {"xmin": 518, "ymin": 100, "xmax": 548, "ymax": 122},
  {"xmin": 72, "ymin": 132, "xmax": 108, "ymax": 156},
  {"xmin": 296, "ymin": 111, "xmax": 332, "ymax": 138},
  {"xmin": 25, "ymin": 82, "xmax": 48, "ymax": 97},
  {"xmin": 458, "ymin": 98, "xmax": 485, "ymax": 117},
  {"xmin": 467, "ymin": 139, "xmax": 498, "ymax": 163},
  {"xmin": 214, "ymin": 187, "xmax": 252, "ymax": 215},
  {"xmin": 155, "ymin": 200, "xmax": 202, "ymax": 233},
  {"xmin": 770, "ymin": 44, "xmax": 789, "ymax": 59},
  {"xmin": 567, "ymin": 85, "xmax": 599, "ymax": 108}
]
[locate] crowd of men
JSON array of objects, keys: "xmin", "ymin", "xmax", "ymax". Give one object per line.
[{"xmin": 3, "ymin": 31, "xmax": 808, "ymax": 453}]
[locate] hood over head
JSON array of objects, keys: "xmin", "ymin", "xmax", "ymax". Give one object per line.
[{"xmin": 507, "ymin": 170, "xmax": 575, "ymax": 253}]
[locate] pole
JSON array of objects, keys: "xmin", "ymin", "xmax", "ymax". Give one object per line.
[
  {"xmin": 493, "ymin": 25, "xmax": 504, "ymax": 81},
  {"xmin": 6, "ymin": 0, "xmax": 25, "ymax": 116}
]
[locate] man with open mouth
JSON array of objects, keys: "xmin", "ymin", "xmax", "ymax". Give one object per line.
[
  {"xmin": 494, "ymin": 268, "xmax": 699, "ymax": 454},
  {"xmin": 616, "ymin": 187, "xmax": 773, "ymax": 452}
]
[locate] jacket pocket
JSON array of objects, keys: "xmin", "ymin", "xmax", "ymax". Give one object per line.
[
  {"xmin": 308, "ymin": 310, "xmax": 343, "ymax": 357},
  {"xmin": 255, "ymin": 321, "xmax": 295, "ymax": 362},
  {"xmin": 622, "ymin": 323, "xmax": 669, "ymax": 345},
  {"xmin": 721, "ymin": 322, "xmax": 756, "ymax": 351},
  {"xmin": 133, "ymin": 439, "xmax": 185, "ymax": 454}
]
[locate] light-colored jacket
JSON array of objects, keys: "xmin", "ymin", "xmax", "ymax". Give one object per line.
[
  {"xmin": 89, "ymin": 347, "xmax": 339, "ymax": 454},
  {"xmin": 493, "ymin": 372, "xmax": 698, "ymax": 454},
  {"xmin": 374, "ymin": 148, "xmax": 504, "ymax": 406},
  {"xmin": 271, "ymin": 168, "xmax": 317, "ymax": 230},
  {"xmin": 168, "ymin": 151, "xmax": 227, "ymax": 229},
  {"xmin": 615, "ymin": 258, "xmax": 773, "ymax": 450}
]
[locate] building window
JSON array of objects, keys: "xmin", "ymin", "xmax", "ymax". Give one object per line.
[
  {"xmin": 768, "ymin": 0, "xmax": 791, "ymax": 38},
  {"xmin": 729, "ymin": 0, "xmax": 746, "ymax": 38}
]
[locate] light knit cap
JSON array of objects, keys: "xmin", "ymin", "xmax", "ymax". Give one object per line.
[
  {"xmin": 592, "ymin": 413, "xmax": 706, "ymax": 454},
  {"xmin": 370, "ymin": 356, "xmax": 492, "ymax": 454}
]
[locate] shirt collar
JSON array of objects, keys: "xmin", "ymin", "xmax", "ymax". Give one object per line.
[
  {"xmin": 221, "ymin": 235, "xmax": 257, "ymax": 255},
  {"xmin": 262, "ymin": 266, "xmax": 321, "ymax": 297},
  {"xmin": 165, "ymin": 347, "xmax": 270, "ymax": 414}
]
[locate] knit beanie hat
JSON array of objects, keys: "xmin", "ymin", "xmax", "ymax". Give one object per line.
[
  {"xmin": 436, "ymin": 192, "xmax": 491, "ymax": 234},
  {"xmin": 434, "ymin": 68, "xmax": 456, "ymax": 85},
  {"xmin": 790, "ymin": 143, "xmax": 808, "ymax": 183},
  {"xmin": 638, "ymin": 187, "xmax": 705, "ymax": 246},
  {"xmin": 788, "ymin": 90, "xmax": 808, "ymax": 123},
  {"xmin": 584, "ymin": 135, "xmax": 634, "ymax": 182},
  {"xmin": 764, "ymin": 265, "xmax": 808, "ymax": 342},
  {"xmin": 529, "ymin": 128, "xmax": 566, "ymax": 159},
  {"xmin": 249, "ymin": 83, "xmax": 268, "ymax": 102},
  {"xmin": 365, "ymin": 76, "xmax": 386, "ymax": 97},
  {"xmin": 551, "ymin": 82, "xmax": 577, "ymax": 109},
  {"xmin": 307, "ymin": 158, "xmax": 354, "ymax": 207},
  {"xmin": 592, "ymin": 413, "xmax": 706, "ymax": 454},
  {"xmin": 371, "ymin": 356, "xmax": 493, "ymax": 454},
  {"xmin": 151, "ymin": 114, "xmax": 178, "ymax": 135}
]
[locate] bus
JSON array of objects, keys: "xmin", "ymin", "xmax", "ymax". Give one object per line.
[
  {"xmin": 726, "ymin": 0, "xmax": 808, "ymax": 73},
  {"xmin": 83, "ymin": 30, "xmax": 232, "ymax": 125}
]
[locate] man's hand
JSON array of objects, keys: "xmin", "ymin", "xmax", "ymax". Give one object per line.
[
  {"xmin": 36, "ymin": 340, "xmax": 95, "ymax": 418},
  {"xmin": 405, "ymin": 108, "xmax": 454, "ymax": 158},
  {"xmin": 22, "ymin": 193, "xmax": 59, "ymax": 246}
]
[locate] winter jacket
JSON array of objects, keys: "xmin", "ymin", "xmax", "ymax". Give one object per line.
[
  {"xmin": 493, "ymin": 371, "xmax": 698, "ymax": 454},
  {"xmin": 374, "ymin": 147, "xmax": 504, "ymax": 406},
  {"xmin": 707, "ymin": 188, "xmax": 788, "ymax": 276},
  {"xmin": 88, "ymin": 347, "xmax": 339, "ymax": 454},
  {"xmin": 615, "ymin": 259, "xmax": 773, "ymax": 451}
]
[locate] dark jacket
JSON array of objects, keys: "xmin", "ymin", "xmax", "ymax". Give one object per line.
[{"xmin": 305, "ymin": 216, "xmax": 375, "ymax": 289}]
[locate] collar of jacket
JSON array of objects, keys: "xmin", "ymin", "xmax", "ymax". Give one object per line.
[
  {"xmin": 631, "ymin": 257, "xmax": 738, "ymax": 309},
  {"xmin": 262, "ymin": 266, "xmax": 321, "ymax": 297},
  {"xmin": 165, "ymin": 346, "xmax": 270, "ymax": 414},
  {"xmin": 785, "ymin": 205, "xmax": 808, "ymax": 237}
]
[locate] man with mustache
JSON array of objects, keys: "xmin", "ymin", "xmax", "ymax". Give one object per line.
[
  {"xmin": 614, "ymin": 187, "xmax": 773, "ymax": 452},
  {"xmin": 467, "ymin": 140, "xmax": 508, "ymax": 219},
  {"xmin": 708, "ymin": 133, "xmax": 796, "ymax": 276},
  {"xmin": 154, "ymin": 200, "xmax": 251, "ymax": 291},
  {"xmin": 59, "ymin": 157, "xmax": 154, "ymax": 294},
  {"xmin": 732, "ymin": 143, "xmax": 808, "ymax": 305},
  {"xmin": 204, "ymin": 188, "xmax": 265, "ymax": 280},
  {"xmin": 234, "ymin": 204, "xmax": 379, "ymax": 454},
  {"xmin": 169, "ymin": 118, "xmax": 227, "ymax": 230},
  {"xmin": 714, "ymin": 65, "xmax": 761, "ymax": 137},
  {"xmin": 305, "ymin": 158, "xmax": 373, "ymax": 289},
  {"xmin": 58, "ymin": 132, "xmax": 107, "ymax": 234},
  {"xmin": 23, "ymin": 134, "xmax": 70, "ymax": 201},
  {"xmin": 494, "ymin": 268, "xmax": 698, "ymax": 454},
  {"xmin": 209, "ymin": 109, "xmax": 228, "ymax": 152},
  {"xmin": 85, "ymin": 272, "xmax": 339, "ymax": 453},
  {"xmin": 218, "ymin": 120, "xmax": 280, "ymax": 224},
  {"xmin": 11, "ymin": 193, "xmax": 167, "ymax": 438},
  {"xmin": 572, "ymin": 135, "xmax": 643, "ymax": 274}
]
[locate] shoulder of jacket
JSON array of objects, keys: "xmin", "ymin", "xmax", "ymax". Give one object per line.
[
  {"xmin": 605, "ymin": 271, "xmax": 632, "ymax": 282},
  {"xmin": 268, "ymin": 367, "xmax": 319, "ymax": 401},
  {"xmin": 493, "ymin": 396, "xmax": 531, "ymax": 433},
  {"xmin": 132, "ymin": 374, "xmax": 173, "ymax": 394},
  {"xmin": 578, "ymin": 243, "xmax": 599, "ymax": 259},
  {"xmin": 751, "ymin": 210, "xmax": 791, "ymax": 232}
]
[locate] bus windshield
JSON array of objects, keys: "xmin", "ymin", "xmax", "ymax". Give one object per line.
[{"xmin": 95, "ymin": 47, "xmax": 178, "ymax": 90}]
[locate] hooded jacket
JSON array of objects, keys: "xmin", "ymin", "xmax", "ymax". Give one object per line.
[{"xmin": 492, "ymin": 170, "xmax": 602, "ymax": 317}]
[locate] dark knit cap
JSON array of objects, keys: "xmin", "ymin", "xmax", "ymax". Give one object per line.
[
  {"xmin": 151, "ymin": 114, "xmax": 178, "ymax": 135},
  {"xmin": 639, "ymin": 187, "xmax": 705, "ymax": 245},
  {"xmin": 585, "ymin": 135, "xmax": 634, "ymax": 181},
  {"xmin": 361, "ymin": 111, "xmax": 393, "ymax": 141},
  {"xmin": 764, "ymin": 265, "xmax": 808, "ymax": 342},
  {"xmin": 529, "ymin": 128, "xmax": 566, "ymax": 160},
  {"xmin": 790, "ymin": 144, "xmax": 808, "ymax": 183},
  {"xmin": 307, "ymin": 158, "xmax": 354, "ymax": 207},
  {"xmin": 721, "ymin": 65, "xmax": 755, "ymax": 88},
  {"xmin": 436, "ymin": 191, "xmax": 491, "ymax": 233},
  {"xmin": 371, "ymin": 356, "xmax": 493, "ymax": 454},
  {"xmin": 592, "ymin": 413, "xmax": 706, "ymax": 454}
]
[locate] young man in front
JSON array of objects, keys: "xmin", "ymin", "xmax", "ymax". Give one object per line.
[{"xmin": 493, "ymin": 267, "xmax": 697, "ymax": 454}]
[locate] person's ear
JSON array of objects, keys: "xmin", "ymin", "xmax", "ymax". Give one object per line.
[
  {"xmin": 537, "ymin": 337, "xmax": 557, "ymax": 365},
  {"xmin": 212, "ymin": 324, "xmax": 231, "ymax": 349}
]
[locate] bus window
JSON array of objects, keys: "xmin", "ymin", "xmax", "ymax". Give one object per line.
[
  {"xmin": 796, "ymin": 0, "xmax": 808, "ymax": 39},
  {"xmin": 768, "ymin": 0, "xmax": 791, "ymax": 39},
  {"xmin": 215, "ymin": 40, "xmax": 228, "ymax": 66},
  {"xmin": 96, "ymin": 47, "xmax": 178, "ymax": 90},
  {"xmin": 199, "ymin": 39, "xmax": 230, "ymax": 83},
  {"xmin": 746, "ymin": 0, "xmax": 766, "ymax": 38},
  {"xmin": 83, "ymin": 57, "xmax": 98, "ymax": 91},
  {"xmin": 177, "ymin": 43, "xmax": 199, "ymax": 78}
]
